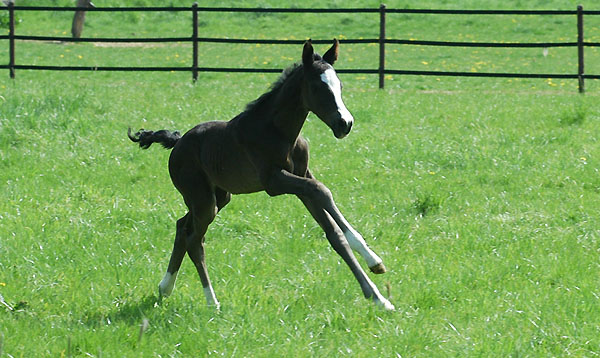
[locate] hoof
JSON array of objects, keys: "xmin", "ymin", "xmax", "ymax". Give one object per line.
[
  {"xmin": 369, "ymin": 262, "xmax": 387, "ymax": 274},
  {"xmin": 158, "ymin": 272, "xmax": 177, "ymax": 298},
  {"xmin": 158, "ymin": 285, "xmax": 172, "ymax": 301},
  {"xmin": 374, "ymin": 296, "xmax": 396, "ymax": 311}
]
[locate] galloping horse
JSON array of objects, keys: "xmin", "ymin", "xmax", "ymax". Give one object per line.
[{"xmin": 128, "ymin": 39, "xmax": 394, "ymax": 311}]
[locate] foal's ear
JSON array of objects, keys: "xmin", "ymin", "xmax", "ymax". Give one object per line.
[
  {"xmin": 323, "ymin": 38, "xmax": 339, "ymax": 65},
  {"xmin": 302, "ymin": 39, "xmax": 314, "ymax": 67}
]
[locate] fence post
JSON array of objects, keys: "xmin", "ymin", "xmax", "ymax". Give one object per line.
[
  {"xmin": 577, "ymin": 5, "xmax": 584, "ymax": 93},
  {"xmin": 192, "ymin": 2, "xmax": 199, "ymax": 82},
  {"xmin": 8, "ymin": 1, "xmax": 15, "ymax": 79},
  {"xmin": 378, "ymin": 4, "xmax": 386, "ymax": 89},
  {"xmin": 72, "ymin": 0, "xmax": 94, "ymax": 38}
]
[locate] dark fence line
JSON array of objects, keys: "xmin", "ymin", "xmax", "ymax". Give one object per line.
[
  {"xmin": 8, "ymin": 5, "xmax": 600, "ymax": 15},
  {"xmin": 1, "ymin": 4, "xmax": 599, "ymax": 91},
  {"xmin": 9, "ymin": 35, "xmax": 599, "ymax": 48}
]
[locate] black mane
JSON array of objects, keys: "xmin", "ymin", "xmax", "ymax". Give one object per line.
[
  {"xmin": 244, "ymin": 63, "xmax": 302, "ymax": 113},
  {"xmin": 244, "ymin": 53, "xmax": 325, "ymax": 114}
]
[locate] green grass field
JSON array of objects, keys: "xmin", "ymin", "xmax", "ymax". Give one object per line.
[{"xmin": 2, "ymin": 1, "xmax": 600, "ymax": 357}]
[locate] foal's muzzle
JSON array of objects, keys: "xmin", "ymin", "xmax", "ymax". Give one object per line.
[
  {"xmin": 326, "ymin": 110, "xmax": 354, "ymax": 139},
  {"xmin": 317, "ymin": 106, "xmax": 354, "ymax": 139},
  {"xmin": 333, "ymin": 118, "xmax": 353, "ymax": 139}
]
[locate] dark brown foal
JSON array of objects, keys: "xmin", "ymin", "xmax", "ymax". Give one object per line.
[{"xmin": 129, "ymin": 39, "xmax": 394, "ymax": 311}]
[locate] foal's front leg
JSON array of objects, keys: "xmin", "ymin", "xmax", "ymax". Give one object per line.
[
  {"xmin": 304, "ymin": 170, "xmax": 387, "ymax": 274},
  {"xmin": 264, "ymin": 169, "xmax": 394, "ymax": 310},
  {"xmin": 298, "ymin": 195, "xmax": 395, "ymax": 311}
]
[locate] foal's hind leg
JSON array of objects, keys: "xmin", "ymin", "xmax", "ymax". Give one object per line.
[
  {"xmin": 159, "ymin": 213, "xmax": 191, "ymax": 298},
  {"xmin": 305, "ymin": 170, "xmax": 386, "ymax": 274},
  {"xmin": 185, "ymin": 187, "xmax": 222, "ymax": 309},
  {"xmin": 215, "ymin": 187, "xmax": 231, "ymax": 212}
]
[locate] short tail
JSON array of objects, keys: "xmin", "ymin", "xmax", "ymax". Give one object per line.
[{"xmin": 127, "ymin": 128, "xmax": 181, "ymax": 149}]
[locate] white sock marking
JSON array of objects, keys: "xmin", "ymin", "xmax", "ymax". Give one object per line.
[
  {"xmin": 374, "ymin": 294, "xmax": 396, "ymax": 311},
  {"xmin": 344, "ymin": 228, "xmax": 383, "ymax": 269},
  {"xmin": 159, "ymin": 271, "xmax": 178, "ymax": 297},
  {"xmin": 363, "ymin": 272, "xmax": 395, "ymax": 311},
  {"xmin": 204, "ymin": 285, "xmax": 220, "ymax": 309}
]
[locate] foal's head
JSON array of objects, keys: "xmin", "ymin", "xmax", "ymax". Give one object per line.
[{"xmin": 301, "ymin": 39, "xmax": 354, "ymax": 139}]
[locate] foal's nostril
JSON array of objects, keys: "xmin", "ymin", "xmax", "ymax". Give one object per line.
[{"xmin": 341, "ymin": 120, "xmax": 352, "ymax": 136}]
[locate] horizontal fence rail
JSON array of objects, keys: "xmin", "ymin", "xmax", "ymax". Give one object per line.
[
  {"xmin": 5, "ymin": 6, "xmax": 600, "ymax": 15},
  {"xmin": 1, "ymin": 4, "xmax": 600, "ymax": 91}
]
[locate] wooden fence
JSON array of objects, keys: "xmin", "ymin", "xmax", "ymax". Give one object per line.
[{"xmin": 1, "ymin": 3, "xmax": 600, "ymax": 91}]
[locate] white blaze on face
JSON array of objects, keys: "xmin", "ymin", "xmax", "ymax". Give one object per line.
[{"xmin": 320, "ymin": 68, "xmax": 354, "ymax": 126}]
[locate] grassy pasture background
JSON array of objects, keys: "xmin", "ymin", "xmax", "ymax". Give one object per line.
[{"xmin": 2, "ymin": 0, "xmax": 600, "ymax": 357}]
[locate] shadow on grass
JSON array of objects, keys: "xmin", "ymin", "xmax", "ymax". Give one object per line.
[
  {"xmin": 558, "ymin": 103, "xmax": 587, "ymax": 126},
  {"xmin": 412, "ymin": 192, "xmax": 445, "ymax": 218},
  {"xmin": 81, "ymin": 294, "xmax": 161, "ymax": 327}
]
